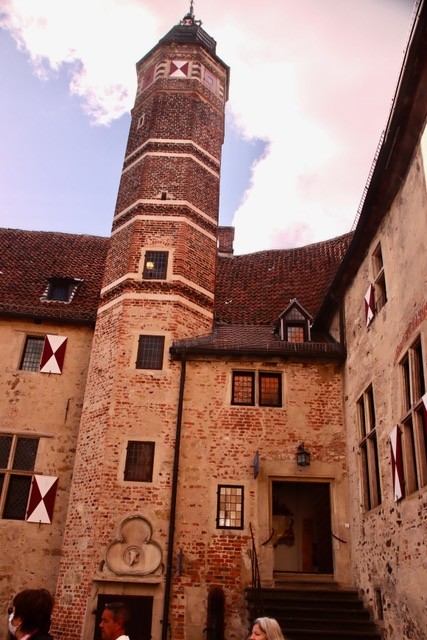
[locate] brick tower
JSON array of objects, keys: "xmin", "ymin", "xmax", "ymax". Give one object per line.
[{"xmin": 52, "ymin": 7, "xmax": 229, "ymax": 640}]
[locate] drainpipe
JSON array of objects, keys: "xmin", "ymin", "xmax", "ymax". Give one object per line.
[{"xmin": 161, "ymin": 356, "xmax": 187, "ymax": 640}]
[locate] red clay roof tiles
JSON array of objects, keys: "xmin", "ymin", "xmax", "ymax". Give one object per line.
[
  {"xmin": 215, "ymin": 232, "xmax": 352, "ymax": 324},
  {"xmin": 0, "ymin": 229, "xmax": 109, "ymax": 323}
]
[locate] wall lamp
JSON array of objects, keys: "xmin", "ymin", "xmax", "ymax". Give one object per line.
[{"xmin": 297, "ymin": 443, "xmax": 310, "ymax": 467}]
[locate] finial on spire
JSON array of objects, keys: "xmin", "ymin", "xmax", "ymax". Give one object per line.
[{"xmin": 180, "ymin": 0, "xmax": 202, "ymax": 26}]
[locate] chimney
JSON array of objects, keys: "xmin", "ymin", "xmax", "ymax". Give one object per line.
[{"xmin": 217, "ymin": 226, "xmax": 235, "ymax": 256}]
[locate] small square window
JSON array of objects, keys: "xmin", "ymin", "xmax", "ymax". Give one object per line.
[
  {"xmin": 143, "ymin": 251, "xmax": 168, "ymax": 280},
  {"xmin": 232, "ymin": 372, "xmax": 255, "ymax": 405},
  {"xmin": 259, "ymin": 373, "xmax": 282, "ymax": 407},
  {"xmin": 124, "ymin": 441, "xmax": 155, "ymax": 482},
  {"xmin": 216, "ymin": 485, "xmax": 244, "ymax": 529},
  {"xmin": 20, "ymin": 337, "xmax": 44, "ymax": 372},
  {"xmin": 136, "ymin": 335, "xmax": 165, "ymax": 370}
]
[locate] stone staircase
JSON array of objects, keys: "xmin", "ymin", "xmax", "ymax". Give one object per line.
[{"xmin": 245, "ymin": 579, "xmax": 382, "ymax": 640}]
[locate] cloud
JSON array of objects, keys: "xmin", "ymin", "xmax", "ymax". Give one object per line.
[
  {"xmin": 0, "ymin": 0, "xmax": 159, "ymax": 125},
  {"xmin": 0, "ymin": 0, "xmax": 415, "ymax": 251}
]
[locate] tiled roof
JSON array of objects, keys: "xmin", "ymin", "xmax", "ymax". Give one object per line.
[
  {"xmin": 172, "ymin": 233, "xmax": 352, "ymax": 357},
  {"xmin": 170, "ymin": 323, "xmax": 345, "ymax": 360},
  {"xmin": 0, "ymin": 229, "xmax": 108, "ymax": 323},
  {"xmin": 215, "ymin": 232, "xmax": 353, "ymax": 324}
]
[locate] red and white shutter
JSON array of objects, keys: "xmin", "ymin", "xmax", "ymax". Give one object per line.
[
  {"xmin": 26, "ymin": 475, "xmax": 58, "ymax": 524},
  {"xmin": 390, "ymin": 425, "xmax": 404, "ymax": 502},
  {"xmin": 364, "ymin": 284, "xmax": 375, "ymax": 326},
  {"xmin": 39, "ymin": 335, "xmax": 67, "ymax": 374}
]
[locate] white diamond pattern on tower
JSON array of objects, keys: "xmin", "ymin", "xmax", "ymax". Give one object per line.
[{"xmin": 170, "ymin": 60, "xmax": 189, "ymax": 77}]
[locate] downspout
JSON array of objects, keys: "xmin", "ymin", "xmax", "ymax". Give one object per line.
[{"xmin": 161, "ymin": 356, "xmax": 187, "ymax": 640}]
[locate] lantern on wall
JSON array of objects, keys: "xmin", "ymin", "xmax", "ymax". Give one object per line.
[{"xmin": 296, "ymin": 443, "xmax": 310, "ymax": 467}]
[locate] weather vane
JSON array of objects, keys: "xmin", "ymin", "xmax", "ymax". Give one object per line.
[{"xmin": 180, "ymin": 0, "xmax": 202, "ymax": 26}]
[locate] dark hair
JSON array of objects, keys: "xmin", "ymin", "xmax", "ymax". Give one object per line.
[
  {"xmin": 13, "ymin": 588, "xmax": 54, "ymax": 633},
  {"xmin": 104, "ymin": 602, "xmax": 130, "ymax": 631}
]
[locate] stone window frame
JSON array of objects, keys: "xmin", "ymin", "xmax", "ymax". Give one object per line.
[
  {"xmin": 0, "ymin": 434, "xmax": 40, "ymax": 520},
  {"xmin": 399, "ymin": 336, "xmax": 427, "ymax": 495},
  {"xmin": 357, "ymin": 385, "xmax": 382, "ymax": 511},
  {"xmin": 216, "ymin": 484, "xmax": 244, "ymax": 530}
]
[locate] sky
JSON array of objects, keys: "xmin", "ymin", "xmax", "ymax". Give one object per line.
[{"xmin": 0, "ymin": 0, "xmax": 417, "ymax": 255}]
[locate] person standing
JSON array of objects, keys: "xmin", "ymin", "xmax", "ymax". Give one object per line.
[
  {"xmin": 8, "ymin": 588, "xmax": 54, "ymax": 640},
  {"xmin": 99, "ymin": 602, "xmax": 131, "ymax": 640}
]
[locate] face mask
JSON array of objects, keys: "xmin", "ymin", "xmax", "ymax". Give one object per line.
[{"xmin": 8, "ymin": 612, "xmax": 19, "ymax": 636}]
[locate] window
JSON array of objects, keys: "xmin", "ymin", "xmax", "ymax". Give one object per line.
[
  {"xmin": 143, "ymin": 251, "xmax": 168, "ymax": 280},
  {"xmin": 286, "ymin": 325, "xmax": 305, "ymax": 343},
  {"xmin": 136, "ymin": 335, "xmax": 165, "ymax": 370},
  {"xmin": 372, "ymin": 243, "xmax": 387, "ymax": 313},
  {"xmin": 42, "ymin": 277, "xmax": 81, "ymax": 303},
  {"xmin": 399, "ymin": 338, "xmax": 427, "ymax": 494},
  {"xmin": 232, "ymin": 372, "xmax": 255, "ymax": 405},
  {"xmin": 20, "ymin": 337, "xmax": 44, "ymax": 371},
  {"xmin": 277, "ymin": 299, "xmax": 312, "ymax": 342},
  {"xmin": 357, "ymin": 386, "xmax": 382, "ymax": 510},
  {"xmin": 0, "ymin": 435, "xmax": 39, "ymax": 520},
  {"xmin": 259, "ymin": 373, "xmax": 282, "ymax": 407},
  {"xmin": 216, "ymin": 485, "xmax": 244, "ymax": 529},
  {"xmin": 124, "ymin": 441, "xmax": 155, "ymax": 482},
  {"xmin": 232, "ymin": 371, "xmax": 282, "ymax": 407}
]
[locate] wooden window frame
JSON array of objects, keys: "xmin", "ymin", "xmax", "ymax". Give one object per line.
[
  {"xmin": 124, "ymin": 441, "xmax": 155, "ymax": 483},
  {"xmin": 216, "ymin": 485, "xmax": 244, "ymax": 530},
  {"xmin": 372, "ymin": 243, "xmax": 387, "ymax": 313},
  {"xmin": 0, "ymin": 434, "xmax": 39, "ymax": 520},
  {"xmin": 232, "ymin": 372, "xmax": 255, "ymax": 406},
  {"xmin": 399, "ymin": 338, "xmax": 427, "ymax": 493},
  {"xmin": 20, "ymin": 336, "xmax": 44, "ymax": 372},
  {"xmin": 259, "ymin": 372, "xmax": 282, "ymax": 407},
  {"xmin": 142, "ymin": 251, "xmax": 169, "ymax": 280},
  {"xmin": 136, "ymin": 335, "xmax": 165, "ymax": 370},
  {"xmin": 357, "ymin": 386, "xmax": 382, "ymax": 511}
]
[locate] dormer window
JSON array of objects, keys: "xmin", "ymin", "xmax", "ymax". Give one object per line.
[
  {"xmin": 276, "ymin": 299, "xmax": 312, "ymax": 343},
  {"xmin": 41, "ymin": 277, "xmax": 82, "ymax": 303}
]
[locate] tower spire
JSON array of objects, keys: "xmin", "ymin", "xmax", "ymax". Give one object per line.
[{"xmin": 180, "ymin": 0, "xmax": 202, "ymax": 26}]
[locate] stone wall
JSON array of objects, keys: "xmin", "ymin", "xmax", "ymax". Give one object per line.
[{"xmin": 342, "ymin": 142, "xmax": 427, "ymax": 639}]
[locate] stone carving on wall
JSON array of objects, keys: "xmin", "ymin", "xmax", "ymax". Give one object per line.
[{"xmin": 105, "ymin": 515, "xmax": 163, "ymax": 576}]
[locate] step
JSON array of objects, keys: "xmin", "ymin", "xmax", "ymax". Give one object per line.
[
  {"xmin": 282, "ymin": 631, "xmax": 381, "ymax": 640},
  {"xmin": 252, "ymin": 606, "xmax": 371, "ymax": 621},
  {"xmin": 268, "ymin": 617, "xmax": 378, "ymax": 632}
]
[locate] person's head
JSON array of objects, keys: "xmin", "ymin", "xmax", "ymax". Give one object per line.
[
  {"xmin": 9, "ymin": 588, "xmax": 54, "ymax": 637},
  {"xmin": 250, "ymin": 617, "xmax": 286, "ymax": 640},
  {"xmin": 99, "ymin": 602, "xmax": 130, "ymax": 640}
]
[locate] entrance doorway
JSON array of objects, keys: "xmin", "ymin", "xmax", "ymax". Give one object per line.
[
  {"xmin": 272, "ymin": 481, "xmax": 333, "ymax": 574},
  {"xmin": 93, "ymin": 594, "xmax": 153, "ymax": 640}
]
